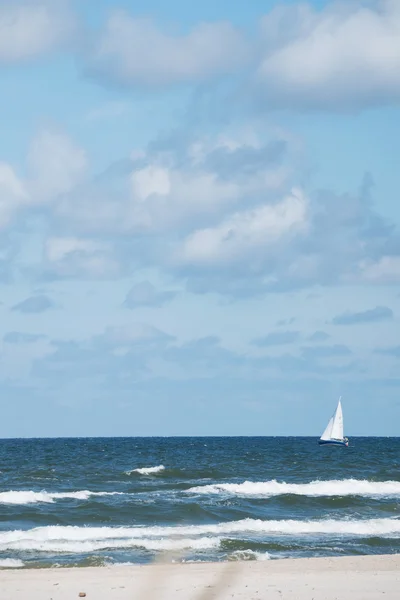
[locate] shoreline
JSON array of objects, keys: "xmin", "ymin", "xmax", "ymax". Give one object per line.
[{"xmin": 1, "ymin": 554, "xmax": 399, "ymax": 599}]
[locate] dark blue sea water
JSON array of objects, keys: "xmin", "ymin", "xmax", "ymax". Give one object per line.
[{"xmin": 0, "ymin": 437, "xmax": 399, "ymax": 568}]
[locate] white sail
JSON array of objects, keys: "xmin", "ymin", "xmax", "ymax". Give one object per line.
[
  {"xmin": 320, "ymin": 416, "xmax": 334, "ymax": 441},
  {"xmin": 330, "ymin": 398, "xmax": 344, "ymax": 440},
  {"xmin": 320, "ymin": 397, "xmax": 344, "ymax": 441}
]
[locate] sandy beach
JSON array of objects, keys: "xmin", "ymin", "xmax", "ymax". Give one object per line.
[{"xmin": 1, "ymin": 555, "xmax": 399, "ymax": 600}]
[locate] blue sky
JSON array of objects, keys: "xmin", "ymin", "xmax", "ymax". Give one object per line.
[{"xmin": 0, "ymin": 0, "xmax": 400, "ymax": 437}]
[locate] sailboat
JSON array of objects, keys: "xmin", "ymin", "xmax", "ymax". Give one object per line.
[{"xmin": 318, "ymin": 397, "xmax": 349, "ymax": 447}]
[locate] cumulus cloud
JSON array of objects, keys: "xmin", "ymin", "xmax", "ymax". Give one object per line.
[
  {"xmin": 332, "ymin": 306, "xmax": 394, "ymax": 325},
  {"xmin": 40, "ymin": 131, "xmax": 400, "ymax": 294},
  {"xmin": 86, "ymin": 11, "xmax": 249, "ymax": 87},
  {"xmin": 256, "ymin": 0, "xmax": 400, "ymax": 111},
  {"xmin": 12, "ymin": 294, "xmax": 54, "ymax": 314},
  {"xmin": 2, "ymin": 125, "xmax": 400, "ymax": 295},
  {"xmin": 56, "ymin": 160, "xmax": 240, "ymax": 236},
  {"xmin": 53, "ymin": 131, "xmax": 290, "ymax": 241},
  {"xmin": 3, "ymin": 1, "xmax": 400, "ymax": 117},
  {"xmin": 0, "ymin": 129, "xmax": 88, "ymax": 233},
  {"xmin": 0, "ymin": 0, "xmax": 77, "ymax": 64},
  {"xmin": 77, "ymin": 1, "xmax": 400, "ymax": 114},
  {"xmin": 358, "ymin": 256, "xmax": 400, "ymax": 284},
  {"xmin": 178, "ymin": 188, "xmax": 307, "ymax": 267},
  {"xmin": 174, "ymin": 169, "xmax": 400, "ymax": 296},
  {"xmin": 0, "ymin": 163, "xmax": 28, "ymax": 228},
  {"xmin": 124, "ymin": 281, "xmax": 176, "ymax": 308},
  {"xmin": 27, "ymin": 129, "xmax": 87, "ymax": 203}
]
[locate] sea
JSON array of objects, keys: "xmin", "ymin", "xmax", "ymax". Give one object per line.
[{"xmin": 0, "ymin": 437, "xmax": 399, "ymax": 569}]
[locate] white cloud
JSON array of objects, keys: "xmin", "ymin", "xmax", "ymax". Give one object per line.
[
  {"xmin": 179, "ymin": 188, "xmax": 307, "ymax": 266},
  {"xmin": 0, "ymin": 128, "xmax": 87, "ymax": 231},
  {"xmin": 0, "ymin": 0, "xmax": 76, "ymax": 64},
  {"xmin": 79, "ymin": 1, "xmax": 400, "ymax": 111},
  {"xmin": 257, "ymin": 0, "xmax": 400, "ymax": 110},
  {"xmin": 0, "ymin": 163, "xmax": 28, "ymax": 228},
  {"xmin": 87, "ymin": 11, "xmax": 249, "ymax": 87},
  {"xmin": 28, "ymin": 129, "xmax": 87, "ymax": 203},
  {"xmin": 45, "ymin": 129, "xmax": 400, "ymax": 294},
  {"xmin": 1, "ymin": 124, "xmax": 398, "ymax": 294},
  {"xmin": 359, "ymin": 256, "xmax": 400, "ymax": 284},
  {"xmin": 131, "ymin": 166, "xmax": 171, "ymax": 201},
  {"xmin": 56, "ymin": 164, "xmax": 236, "ymax": 235},
  {"xmin": 128, "ymin": 166, "xmax": 241, "ymax": 232},
  {"xmin": 56, "ymin": 132, "xmax": 290, "ymax": 237},
  {"xmin": 0, "ymin": 163, "xmax": 27, "ymax": 199}
]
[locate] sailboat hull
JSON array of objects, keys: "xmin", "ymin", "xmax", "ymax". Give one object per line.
[{"xmin": 318, "ymin": 439, "xmax": 348, "ymax": 447}]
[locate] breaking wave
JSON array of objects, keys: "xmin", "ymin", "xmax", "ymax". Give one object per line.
[
  {"xmin": 228, "ymin": 550, "xmax": 271, "ymax": 561},
  {"xmin": 126, "ymin": 465, "xmax": 165, "ymax": 475},
  {"xmin": 0, "ymin": 558, "xmax": 24, "ymax": 568},
  {"xmin": 187, "ymin": 479, "xmax": 400, "ymax": 498},
  {"xmin": 1, "ymin": 518, "xmax": 399, "ymax": 553},
  {"xmin": 0, "ymin": 490, "xmax": 124, "ymax": 505}
]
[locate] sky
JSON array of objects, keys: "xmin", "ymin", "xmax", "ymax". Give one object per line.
[{"xmin": 0, "ymin": 0, "xmax": 400, "ymax": 437}]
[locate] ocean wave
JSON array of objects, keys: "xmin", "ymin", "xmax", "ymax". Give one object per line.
[
  {"xmin": 1, "ymin": 518, "xmax": 399, "ymax": 554},
  {"xmin": 0, "ymin": 533, "xmax": 219, "ymax": 554},
  {"xmin": 0, "ymin": 558, "xmax": 24, "ymax": 568},
  {"xmin": 126, "ymin": 465, "xmax": 165, "ymax": 475},
  {"xmin": 187, "ymin": 479, "xmax": 400, "ymax": 498},
  {"xmin": 0, "ymin": 490, "xmax": 123, "ymax": 505},
  {"xmin": 227, "ymin": 549, "xmax": 271, "ymax": 561}
]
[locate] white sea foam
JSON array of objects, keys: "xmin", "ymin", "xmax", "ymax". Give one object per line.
[
  {"xmin": 0, "ymin": 490, "xmax": 123, "ymax": 505},
  {"xmin": 0, "ymin": 518, "xmax": 398, "ymax": 553},
  {"xmin": 126, "ymin": 465, "xmax": 165, "ymax": 475},
  {"xmin": 0, "ymin": 531, "xmax": 219, "ymax": 553},
  {"xmin": 0, "ymin": 558, "xmax": 24, "ymax": 568},
  {"xmin": 228, "ymin": 550, "xmax": 271, "ymax": 561},
  {"xmin": 187, "ymin": 479, "xmax": 400, "ymax": 498}
]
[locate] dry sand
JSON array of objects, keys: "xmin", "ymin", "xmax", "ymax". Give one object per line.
[{"xmin": 0, "ymin": 554, "xmax": 399, "ymax": 599}]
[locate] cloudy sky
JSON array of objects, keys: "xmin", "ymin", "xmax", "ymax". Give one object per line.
[{"xmin": 1, "ymin": 0, "xmax": 399, "ymax": 437}]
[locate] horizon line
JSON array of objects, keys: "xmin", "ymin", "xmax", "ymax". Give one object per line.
[{"xmin": 0, "ymin": 434, "xmax": 398, "ymax": 441}]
